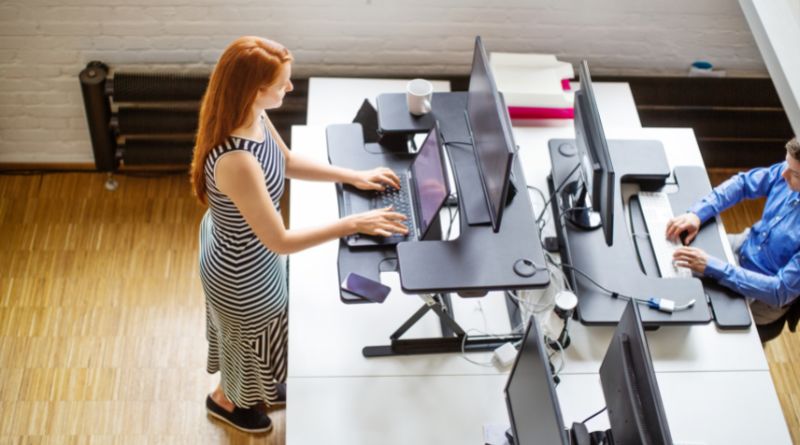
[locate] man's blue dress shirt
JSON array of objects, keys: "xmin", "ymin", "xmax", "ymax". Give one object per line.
[{"xmin": 689, "ymin": 161, "xmax": 800, "ymax": 307}]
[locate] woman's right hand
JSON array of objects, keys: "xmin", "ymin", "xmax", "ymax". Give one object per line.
[
  {"xmin": 347, "ymin": 206, "xmax": 409, "ymax": 237},
  {"xmin": 665, "ymin": 212, "xmax": 701, "ymax": 245}
]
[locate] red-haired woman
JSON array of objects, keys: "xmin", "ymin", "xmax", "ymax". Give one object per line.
[{"xmin": 190, "ymin": 36, "xmax": 408, "ymax": 433}]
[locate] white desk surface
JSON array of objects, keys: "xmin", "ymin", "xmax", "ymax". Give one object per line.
[
  {"xmin": 306, "ymin": 77, "xmax": 451, "ymax": 127},
  {"xmin": 286, "ymin": 78, "xmax": 789, "ymax": 444},
  {"xmin": 287, "ymin": 371, "xmax": 790, "ymax": 445}
]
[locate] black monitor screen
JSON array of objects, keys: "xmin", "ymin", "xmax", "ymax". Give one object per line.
[
  {"xmin": 410, "ymin": 125, "xmax": 450, "ymax": 238},
  {"xmin": 600, "ymin": 301, "xmax": 673, "ymax": 445},
  {"xmin": 505, "ymin": 317, "xmax": 570, "ymax": 445},
  {"xmin": 466, "ymin": 36, "xmax": 516, "ymax": 232},
  {"xmin": 574, "ymin": 60, "xmax": 615, "ymax": 246}
]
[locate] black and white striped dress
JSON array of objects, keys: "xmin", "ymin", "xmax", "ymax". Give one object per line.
[{"xmin": 199, "ymin": 121, "xmax": 288, "ymax": 408}]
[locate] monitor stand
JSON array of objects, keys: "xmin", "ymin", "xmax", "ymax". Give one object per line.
[
  {"xmin": 501, "ymin": 422, "xmax": 600, "ymax": 445},
  {"xmin": 560, "ymin": 179, "xmax": 601, "ymax": 230},
  {"xmin": 549, "ymin": 138, "xmax": 712, "ymax": 325}
]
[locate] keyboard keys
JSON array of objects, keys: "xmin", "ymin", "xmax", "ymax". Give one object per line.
[
  {"xmin": 372, "ymin": 174, "xmax": 415, "ymax": 239},
  {"xmin": 638, "ymin": 191, "xmax": 692, "ymax": 279}
]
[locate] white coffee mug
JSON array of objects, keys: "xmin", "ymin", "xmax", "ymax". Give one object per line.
[{"xmin": 406, "ymin": 78, "xmax": 433, "ymax": 116}]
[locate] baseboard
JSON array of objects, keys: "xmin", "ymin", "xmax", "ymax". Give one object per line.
[{"xmin": 0, "ymin": 162, "xmax": 96, "ymax": 171}]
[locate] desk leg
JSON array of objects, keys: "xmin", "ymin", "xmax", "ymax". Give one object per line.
[{"xmin": 362, "ymin": 293, "xmax": 521, "ymax": 358}]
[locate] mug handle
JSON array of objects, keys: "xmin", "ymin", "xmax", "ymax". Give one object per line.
[{"xmin": 422, "ymin": 99, "xmax": 432, "ymax": 114}]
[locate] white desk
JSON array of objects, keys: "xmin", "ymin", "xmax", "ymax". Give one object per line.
[
  {"xmin": 288, "ymin": 372, "xmax": 788, "ymax": 445},
  {"xmin": 286, "ymin": 78, "xmax": 791, "ymax": 444},
  {"xmin": 288, "ymin": 129, "xmax": 767, "ymax": 378}
]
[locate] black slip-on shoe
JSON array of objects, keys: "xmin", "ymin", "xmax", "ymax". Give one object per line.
[{"xmin": 205, "ymin": 395, "xmax": 272, "ymax": 433}]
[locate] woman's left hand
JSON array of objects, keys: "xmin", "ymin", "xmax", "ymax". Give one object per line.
[
  {"xmin": 673, "ymin": 246, "xmax": 710, "ymax": 274},
  {"xmin": 350, "ymin": 167, "xmax": 401, "ymax": 191}
]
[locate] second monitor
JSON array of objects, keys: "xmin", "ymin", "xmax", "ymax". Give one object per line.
[
  {"xmin": 559, "ymin": 60, "xmax": 616, "ymax": 246},
  {"xmin": 465, "ymin": 35, "xmax": 518, "ymax": 233}
]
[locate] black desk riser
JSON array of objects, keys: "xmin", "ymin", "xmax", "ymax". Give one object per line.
[
  {"xmin": 548, "ymin": 139, "xmax": 751, "ymax": 328},
  {"xmin": 326, "ymin": 91, "xmax": 550, "ymax": 357}
]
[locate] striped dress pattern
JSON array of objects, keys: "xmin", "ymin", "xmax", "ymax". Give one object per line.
[{"xmin": 199, "ymin": 122, "xmax": 288, "ymax": 408}]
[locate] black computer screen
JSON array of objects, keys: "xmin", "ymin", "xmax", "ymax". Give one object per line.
[
  {"xmin": 599, "ymin": 301, "xmax": 673, "ymax": 445},
  {"xmin": 410, "ymin": 124, "xmax": 450, "ymax": 238},
  {"xmin": 504, "ymin": 317, "xmax": 570, "ymax": 445},
  {"xmin": 466, "ymin": 36, "xmax": 516, "ymax": 232},
  {"xmin": 574, "ymin": 60, "xmax": 615, "ymax": 246}
]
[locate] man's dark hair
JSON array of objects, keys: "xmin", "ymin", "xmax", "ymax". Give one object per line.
[{"xmin": 788, "ymin": 137, "xmax": 800, "ymax": 161}]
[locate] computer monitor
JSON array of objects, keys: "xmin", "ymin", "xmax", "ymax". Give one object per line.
[
  {"xmin": 504, "ymin": 317, "xmax": 570, "ymax": 445},
  {"xmin": 466, "ymin": 36, "xmax": 517, "ymax": 232},
  {"xmin": 563, "ymin": 60, "xmax": 616, "ymax": 246},
  {"xmin": 505, "ymin": 301, "xmax": 673, "ymax": 445},
  {"xmin": 600, "ymin": 300, "xmax": 674, "ymax": 445}
]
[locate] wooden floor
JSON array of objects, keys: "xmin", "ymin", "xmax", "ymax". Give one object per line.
[
  {"xmin": 0, "ymin": 173, "xmax": 284, "ymax": 445},
  {"xmin": 0, "ymin": 170, "xmax": 798, "ymax": 444}
]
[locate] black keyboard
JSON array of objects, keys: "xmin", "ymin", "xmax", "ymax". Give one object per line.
[{"xmin": 371, "ymin": 174, "xmax": 416, "ymax": 239}]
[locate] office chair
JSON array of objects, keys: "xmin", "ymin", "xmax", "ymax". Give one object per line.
[{"xmin": 757, "ymin": 298, "xmax": 800, "ymax": 343}]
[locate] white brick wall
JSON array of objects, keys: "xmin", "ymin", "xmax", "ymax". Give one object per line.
[{"xmin": 0, "ymin": 0, "xmax": 766, "ymax": 164}]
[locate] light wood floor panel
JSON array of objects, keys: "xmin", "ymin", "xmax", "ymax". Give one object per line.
[
  {"xmin": 0, "ymin": 173, "xmax": 283, "ymax": 444},
  {"xmin": 1, "ymin": 170, "xmax": 798, "ymax": 443}
]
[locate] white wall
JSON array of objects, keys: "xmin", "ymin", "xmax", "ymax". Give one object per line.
[
  {"xmin": 0, "ymin": 0, "xmax": 767, "ymax": 164},
  {"xmin": 792, "ymin": 0, "xmax": 800, "ymax": 24}
]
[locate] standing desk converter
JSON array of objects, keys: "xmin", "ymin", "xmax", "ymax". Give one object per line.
[
  {"xmin": 548, "ymin": 138, "xmax": 751, "ymax": 328},
  {"xmin": 326, "ymin": 91, "xmax": 550, "ymax": 356}
]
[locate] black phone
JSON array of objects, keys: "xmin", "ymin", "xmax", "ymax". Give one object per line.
[{"xmin": 341, "ymin": 272, "xmax": 391, "ymax": 303}]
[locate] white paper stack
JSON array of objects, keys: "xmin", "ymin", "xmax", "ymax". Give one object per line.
[{"xmin": 490, "ymin": 52, "xmax": 575, "ymax": 119}]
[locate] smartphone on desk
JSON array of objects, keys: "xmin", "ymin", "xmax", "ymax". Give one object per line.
[{"xmin": 341, "ymin": 272, "xmax": 391, "ymax": 303}]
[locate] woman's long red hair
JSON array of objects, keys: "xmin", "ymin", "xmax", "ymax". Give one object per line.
[{"xmin": 190, "ymin": 36, "xmax": 293, "ymax": 205}]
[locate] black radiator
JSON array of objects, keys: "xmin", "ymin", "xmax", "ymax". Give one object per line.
[{"xmin": 79, "ymin": 61, "xmax": 208, "ymax": 172}]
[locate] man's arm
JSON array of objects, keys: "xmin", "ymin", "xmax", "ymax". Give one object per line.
[
  {"xmin": 667, "ymin": 163, "xmax": 781, "ymax": 243},
  {"xmin": 704, "ymin": 252, "xmax": 800, "ymax": 308},
  {"xmin": 689, "ymin": 163, "xmax": 782, "ymax": 224}
]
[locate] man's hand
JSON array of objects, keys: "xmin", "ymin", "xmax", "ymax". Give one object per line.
[
  {"xmin": 666, "ymin": 212, "xmax": 701, "ymax": 245},
  {"xmin": 673, "ymin": 246, "xmax": 710, "ymax": 274},
  {"xmin": 349, "ymin": 167, "xmax": 401, "ymax": 191}
]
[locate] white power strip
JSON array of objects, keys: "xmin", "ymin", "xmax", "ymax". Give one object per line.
[{"xmin": 493, "ymin": 342, "xmax": 519, "ymax": 368}]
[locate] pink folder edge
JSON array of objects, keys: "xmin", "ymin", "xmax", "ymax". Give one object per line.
[{"xmin": 508, "ymin": 106, "xmax": 574, "ymax": 119}]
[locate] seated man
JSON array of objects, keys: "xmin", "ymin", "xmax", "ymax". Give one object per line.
[{"xmin": 666, "ymin": 137, "xmax": 800, "ymax": 331}]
